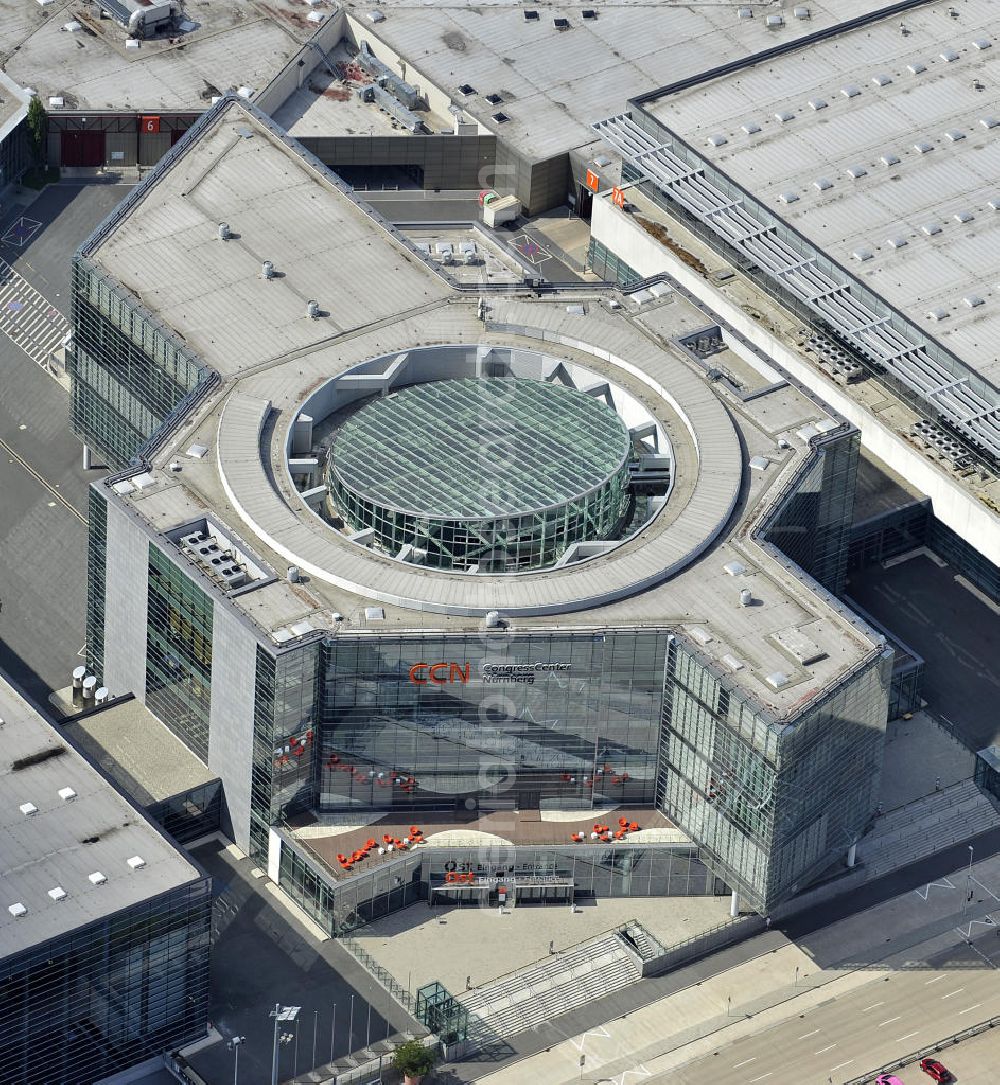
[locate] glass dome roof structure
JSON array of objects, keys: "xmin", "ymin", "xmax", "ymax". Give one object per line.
[{"xmin": 327, "ymin": 378, "xmax": 633, "ymax": 572}]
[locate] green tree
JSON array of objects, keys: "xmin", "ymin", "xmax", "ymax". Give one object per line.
[
  {"xmin": 390, "ymin": 1038, "xmax": 436, "ymax": 1081},
  {"xmin": 26, "ymin": 95, "xmax": 46, "ymax": 166}
]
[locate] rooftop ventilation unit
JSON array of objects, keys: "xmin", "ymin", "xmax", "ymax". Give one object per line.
[
  {"xmin": 262, "ymin": 260, "xmax": 274, "ymax": 280},
  {"xmin": 841, "ymin": 85, "xmax": 861, "ymax": 98},
  {"xmin": 218, "ymin": 222, "xmax": 231, "ymax": 241},
  {"xmin": 723, "ymin": 560, "xmax": 747, "ymax": 576},
  {"xmin": 690, "ymin": 626, "xmax": 713, "ymax": 646},
  {"xmin": 872, "ymin": 74, "xmax": 892, "ymax": 87},
  {"xmin": 307, "ymin": 300, "xmax": 320, "ymax": 319},
  {"xmin": 582, "ymin": 9, "xmax": 597, "ymax": 19},
  {"xmin": 880, "ymin": 152, "xmax": 900, "ymax": 166},
  {"xmin": 364, "ymin": 607, "xmax": 385, "ymax": 621},
  {"xmin": 887, "ymin": 236, "xmax": 908, "ymax": 249},
  {"xmin": 980, "ymin": 117, "xmax": 1000, "ymax": 129},
  {"xmin": 737, "ymin": 6, "xmax": 752, "ymax": 20},
  {"xmin": 553, "ymin": 17, "xmax": 570, "ymax": 29},
  {"xmin": 740, "ymin": 588, "xmax": 753, "ymax": 607},
  {"xmin": 485, "ymin": 92, "xmax": 503, "ymax": 105},
  {"xmin": 794, "ymin": 6, "xmax": 810, "ymax": 19},
  {"xmin": 940, "ymin": 49, "xmax": 959, "ymax": 63},
  {"xmin": 493, "ymin": 112, "xmax": 509, "ymax": 123},
  {"xmin": 19, "ymin": 802, "xmax": 38, "ymax": 817},
  {"xmin": 126, "ymin": 856, "xmax": 146, "ymax": 871},
  {"xmin": 845, "ymin": 165, "xmax": 867, "ymax": 179},
  {"xmin": 47, "ymin": 887, "xmax": 67, "ymax": 902},
  {"xmin": 927, "ymin": 307, "xmax": 949, "ymax": 322},
  {"xmin": 522, "ymin": 9, "xmax": 538, "ymax": 20},
  {"xmin": 8, "ymin": 903, "xmax": 27, "ymax": 918},
  {"xmin": 907, "ymin": 61, "xmax": 926, "ymax": 74},
  {"xmin": 964, "ymin": 295, "xmax": 985, "ymax": 308},
  {"xmin": 808, "ymin": 98, "xmax": 827, "ymax": 111},
  {"xmin": 707, "ymin": 133, "xmax": 727, "ymax": 147},
  {"xmin": 741, "ymin": 121, "xmax": 761, "ymax": 135},
  {"xmin": 921, "ymin": 222, "xmax": 943, "ymax": 236},
  {"xmin": 973, "ymin": 38, "xmax": 992, "ymax": 50},
  {"xmin": 989, "ymin": 197, "xmax": 1000, "ymax": 210},
  {"xmin": 89, "ymin": 871, "xmax": 107, "ymax": 886},
  {"xmin": 814, "ymin": 177, "xmax": 833, "ymax": 191},
  {"xmin": 458, "ymin": 83, "xmax": 475, "ymax": 95},
  {"xmin": 954, "ymin": 209, "xmax": 974, "ymax": 223},
  {"xmin": 778, "ymin": 191, "xmax": 799, "ymax": 204},
  {"xmin": 58, "ymin": 787, "xmax": 77, "ymax": 802},
  {"xmin": 765, "ymin": 14, "xmax": 784, "ymax": 28},
  {"xmin": 913, "ymin": 140, "xmax": 933, "ymax": 154},
  {"xmin": 774, "ymin": 110, "xmax": 794, "ymax": 123},
  {"xmin": 852, "ymin": 247, "xmax": 873, "ymax": 261},
  {"xmin": 945, "ymin": 129, "xmax": 965, "ymax": 141},
  {"xmin": 765, "ymin": 671, "xmax": 789, "ymax": 690}
]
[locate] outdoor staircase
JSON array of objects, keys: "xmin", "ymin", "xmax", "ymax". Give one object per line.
[
  {"xmin": 458, "ymin": 930, "xmax": 642, "ymax": 1044},
  {"xmin": 857, "ymin": 779, "xmax": 999, "ymax": 874}
]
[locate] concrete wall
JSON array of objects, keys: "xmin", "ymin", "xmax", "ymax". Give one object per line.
[
  {"xmin": 591, "ymin": 195, "xmax": 1000, "ymax": 568},
  {"xmin": 206, "ymin": 601, "xmax": 259, "ymax": 853},
  {"xmin": 254, "ymin": 11, "xmax": 348, "ymax": 117},
  {"xmin": 101, "ymin": 502, "xmax": 150, "ymax": 700},
  {"xmin": 206, "ymin": 603, "xmax": 259, "ymax": 846}
]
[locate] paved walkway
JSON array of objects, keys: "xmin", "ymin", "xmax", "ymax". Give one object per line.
[
  {"xmin": 356, "ymin": 895, "xmax": 732, "ymax": 994},
  {"xmin": 466, "ymin": 835, "xmax": 1000, "ymax": 1084}
]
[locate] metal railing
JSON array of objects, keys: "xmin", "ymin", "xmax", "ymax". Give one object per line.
[
  {"xmin": 340, "ymin": 934, "xmax": 416, "ymax": 1014},
  {"xmin": 843, "ymin": 1014, "xmax": 1000, "ymax": 1085}
]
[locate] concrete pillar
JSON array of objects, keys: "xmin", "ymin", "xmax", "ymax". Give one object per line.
[
  {"xmin": 291, "ymin": 413, "xmax": 314, "ymax": 456},
  {"xmin": 730, "ymin": 889, "xmax": 740, "ymax": 917},
  {"xmin": 82, "ymin": 444, "xmax": 92, "ymax": 471},
  {"xmin": 847, "ymin": 841, "xmax": 857, "ymax": 868}
]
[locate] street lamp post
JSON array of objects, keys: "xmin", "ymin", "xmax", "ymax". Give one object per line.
[
  {"xmin": 226, "ymin": 1035, "xmax": 245, "ymax": 1085},
  {"xmin": 269, "ymin": 1004, "xmax": 301, "ymax": 1085},
  {"xmin": 329, "ymin": 1003, "xmax": 337, "ymax": 1063}
]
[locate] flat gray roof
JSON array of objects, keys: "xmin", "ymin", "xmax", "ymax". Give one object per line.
[
  {"xmin": 64, "ymin": 698, "xmax": 218, "ymax": 808},
  {"xmin": 0, "ymin": 0, "xmax": 313, "ymax": 112},
  {"xmin": 346, "ymin": 0, "xmax": 896, "ymax": 161},
  {"xmin": 648, "ymin": 0, "xmax": 1000, "ymax": 390},
  {"xmin": 0, "ymin": 69, "xmax": 30, "ymax": 143},
  {"xmin": 0, "ymin": 676, "xmax": 201, "ymax": 959},
  {"xmin": 83, "ymin": 99, "xmax": 450, "ymax": 380}
]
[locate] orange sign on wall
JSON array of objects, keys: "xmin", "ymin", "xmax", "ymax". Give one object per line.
[
  {"xmin": 612, "ymin": 186, "xmax": 626, "ymax": 208},
  {"xmin": 585, "ymin": 169, "xmax": 600, "ymax": 192},
  {"xmin": 140, "ymin": 115, "xmax": 161, "ymax": 134},
  {"xmin": 409, "ymin": 662, "xmax": 471, "ymax": 686}
]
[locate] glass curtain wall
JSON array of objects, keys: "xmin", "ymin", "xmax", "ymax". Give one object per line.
[
  {"xmin": 145, "ymin": 544, "xmax": 213, "ymax": 761},
  {"xmin": 85, "ymin": 487, "xmax": 108, "ymax": 681},
  {"xmin": 69, "ymin": 258, "xmax": 209, "ymax": 468},
  {"xmin": 319, "ymin": 630, "xmax": 670, "ymax": 813},
  {"xmin": 658, "ymin": 636, "xmax": 890, "ymax": 912},
  {"xmin": 0, "ymin": 879, "xmax": 211, "ymax": 1085}
]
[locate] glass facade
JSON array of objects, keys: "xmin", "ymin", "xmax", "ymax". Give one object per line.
[
  {"xmin": 587, "ymin": 237, "xmax": 640, "ymax": 287},
  {"xmin": 85, "ymin": 487, "xmax": 108, "ymax": 682},
  {"xmin": 145, "ymin": 543, "xmax": 213, "ymax": 762},
  {"xmin": 658, "ymin": 636, "xmax": 891, "ymax": 913},
  {"xmin": 328, "ymin": 379, "xmax": 633, "ymax": 572},
  {"xmin": 0, "ymin": 879, "xmax": 211, "ymax": 1085},
  {"xmin": 319, "ymin": 630, "xmax": 670, "ymax": 813},
  {"xmin": 277, "ymin": 832, "xmax": 720, "ymax": 936},
  {"xmin": 69, "ymin": 258, "xmax": 210, "ymax": 469},
  {"xmin": 250, "ymin": 644, "xmax": 323, "ymax": 859},
  {"xmin": 148, "ymin": 779, "xmax": 223, "ymax": 845},
  {"xmin": 762, "ymin": 429, "xmax": 860, "ymax": 596}
]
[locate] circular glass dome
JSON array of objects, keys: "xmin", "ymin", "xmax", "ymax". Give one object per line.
[{"xmin": 327, "ymin": 378, "xmax": 633, "ymax": 572}]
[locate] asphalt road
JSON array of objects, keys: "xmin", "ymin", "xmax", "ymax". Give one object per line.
[
  {"xmin": 0, "ymin": 183, "xmax": 129, "ymax": 700},
  {"xmin": 664, "ymin": 932, "xmax": 1000, "ymax": 1085},
  {"xmin": 847, "ymin": 554, "xmax": 1000, "ymax": 750}
]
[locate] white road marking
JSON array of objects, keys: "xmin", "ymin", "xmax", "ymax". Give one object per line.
[
  {"xmin": 972, "ymin": 876, "xmax": 1000, "ymax": 903},
  {"xmin": 798, "ymin": 1029, "xmax": 821, "ymax": 1039},
  {"xmin": 925, "ymin": 976, "xmax": 945, "ymax": 985},
  {"xmin": 815, "ymin": 1044, "xmax": 837, "ymax": 1054},
  {"xmin": 863, "ymin": 1002, "xmax": 885, "ymax": 1010},
  {"xmin": 959, "ymin": 1004, "xmax": 984, "ymax": 1015},
  {"xmin": 831, "ymin": 1061, "xmax": 855, "ymax": 1072},
  {"xmin": 897, "ymin": 1032, "xmax": 920, "ymax": 1042},
  {"xmin": 748, "ymin": 1075, "xmax": 773, "ymax": 1083},
  {"xmin": 915, "ymin": 877, "xmax": 955, "ymax": 900},
  {"xmin": 733, "ymin": 1058, "xmax": 757, "ymax": 1068},
  {"xmin": 942, "ymin": 988, "xmax": 966, "ymax": 998},
  {"xmin": 878, "ymin": 1017, "xmax": 902, "ymax": 1027}
]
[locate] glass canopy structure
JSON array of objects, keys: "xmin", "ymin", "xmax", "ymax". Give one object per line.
[{"xmin": 327, "ymin": 378, "xmax": 633, "ymax": 571}]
